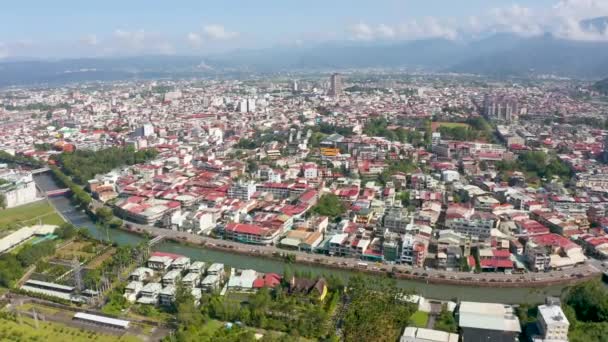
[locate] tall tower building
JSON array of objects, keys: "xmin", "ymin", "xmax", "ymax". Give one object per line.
[{"xmin": 329, "ymin": 73, "xmax": 343, "ymax": 97}]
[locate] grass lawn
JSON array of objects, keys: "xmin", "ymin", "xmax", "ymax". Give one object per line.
[
  {"xmin": 0, "ymin": 201, "xmax": 65, "ymax": 228},
  {"xmin": 410, "ymin": 311, "xmax": 429, "ymax": 328},
  {"xmin": 434, "ymin": 121, "xmax": 471, "ymax": 129},
  {"xmin": 0, "ymin": 315, "xmax": 142, "ymax": 342}
]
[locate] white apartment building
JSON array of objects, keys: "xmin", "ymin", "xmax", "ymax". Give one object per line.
[
  {"xmin": 445, "ymin": 216, "xmax": 496, "ymax": 240},
  {"xmin": 0, "ymin": 171, "xmax": 38, "ymax": 208},
  {"xmin": 534, "ymin": 304, "xmax": 569, "ymax": 342},
  {"xmin": 227, "ymin": 182, "xmax": 257, "ymax": 201}
]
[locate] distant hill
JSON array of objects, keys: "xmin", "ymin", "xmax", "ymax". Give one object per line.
[
  {"xmin": 448, "ymin": 34, "xmax": 608, "ymax": 78},
  {"xmin": 3, "ymin": 22, "xmax": 608, "ymax": 86},
  {"xmin": 593, "ymin": 78, "xmax": 608, "ymax": 95}
]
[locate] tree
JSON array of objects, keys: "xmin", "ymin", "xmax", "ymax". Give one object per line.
[
  {"xmin": 343, "ymin": 276, "xmax": 415, "ymax": 342},
  {"xmin": 565, "ymin": 280, "xmax": 608, "ymax": 322},
  {"xmin": 0, "ymin": 194, "xmax": 6, "ymax": 210},
  {"xmin": 96, "ymin": 207, "xmax": 113, "ymax": 223},
  {"xmin": 55, "ymin": 222, "xmax": 77, "ymax": 239},
  {"xmin": 312, "ymin": 194, "xmax": 346, "ymax": 218},
  {"xmin": 174, "ymin": 281, "xmax": 205, "ymax": 327},
  {"xmin": 434, "ymin": 306, "xmax": 457, "ymax": 333}
]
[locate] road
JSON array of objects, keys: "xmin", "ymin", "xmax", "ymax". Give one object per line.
[{"xmin": 123, "ymin": 222, "xmax": 602, "ymax": 287}]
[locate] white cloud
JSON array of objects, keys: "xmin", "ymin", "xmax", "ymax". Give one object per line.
[
  {"xmin": 186, "ymin": 32, "xmax": 202, "ymax": 47},
  {"xmin": 376, "ymin": 24, "xmax": 396, "ymax": 39},
  {"xmin": 346, "ymin": 1, "xmax": 608, "ymax": 43},
  {"xmin": 113, "ymin": 29, "xmax": 146, "ymax": 47},
  {"xmin": 350, "ymin": 18, "xmax": 457, "ymax": 41},
  {"xmin": 202, "ymin": 25, "xmax": 239, "ymax": 40},
  {"xmin": 80, "ymin": 34, "xmax": 98, "ymax": 46},
  {"xmin": 349, "ymin": 23, "xmax": 375, "ymax": 40}
]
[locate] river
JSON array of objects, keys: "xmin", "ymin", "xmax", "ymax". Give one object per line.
[{"xmin": 33, "ymin": 172, "xmax": 569, "ymax": 304}]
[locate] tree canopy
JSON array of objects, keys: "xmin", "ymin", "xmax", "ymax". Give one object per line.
[
  {"xmin": 52, "ymin": 146, "xmax": 158, "ymax": 184},
  {"xmin": 343, "ymin": 275, "xmax": 415, "ymax": 342},
  {"xmin": 313, "ymin": 194, "xmax": 346, "ymax": 218}
]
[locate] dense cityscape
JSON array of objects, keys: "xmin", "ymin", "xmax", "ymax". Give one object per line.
[
  {"xmin": 0, "ymin": 71, "xmax": 608, "ymax": 341},
  {"xmin": 4, "ymin": 1, "xmax": 608, "ymax": 342}
]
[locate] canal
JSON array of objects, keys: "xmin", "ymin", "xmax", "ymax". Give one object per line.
[{"xmin": 34, "ymin": 172, "xmax": 569, "ymax": 303}]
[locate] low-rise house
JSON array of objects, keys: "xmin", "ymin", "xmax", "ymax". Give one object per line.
[
  {"xmin": 227, "ymin": 269, "xmax": 258, "ymax": 292},
  {"xmin": 137, "ymin": 283, "xmax": 162, "ymax": 305},
  {"xmin": 170, "ymin": 256, "xmax": 191, "ymax": 271},
  {"xmin": 124, "ymin": 281, "xmax": 143, "ymax": 303},
  {"xmin": 147, "ymin": 256, "xmax": 173, "ymax": 271},
  {"xmin": 159, "ymin": 285, "xmax": 176, "ymax": 306},
  {"xmin": 252, "ymin": 273, "xmax": 282, "ymax": 289},
  {"xmin": 129, "ymin": 267, "xmax": 155, "ymax": 282},
  {"xmin": 224, "ymin": 222, "xmax": 282, "ymax": 245},
  {"xmin": 201, "ymin": 274, "xmax": 221, "ymax": 292},
  {"xmin": 288, "ymin": 277, "xmax": 328, "ymax": 301},
  {"xmin": 206, "ymin": 263, "xmax": 225, "ymax": 280},
  {"xmin": 162, "ymin": 269, "xmax": 182, "ymax": 287},
  {"xmin": 182, "ymin": 272, "xmax": 201, "ymax": 289},
  {"xmin": 188, "ymin": 261, "xmax": 207, "ymax": 274}
]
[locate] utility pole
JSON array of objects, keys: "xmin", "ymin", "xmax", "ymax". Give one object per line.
[{"xmin": 72, "ymin": 257, "xmax": 82, "ymax": 294}]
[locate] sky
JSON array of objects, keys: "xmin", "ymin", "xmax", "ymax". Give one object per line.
[{"xmin": 1, "ymin": 0, "xmax": 608, "ymax": 59}]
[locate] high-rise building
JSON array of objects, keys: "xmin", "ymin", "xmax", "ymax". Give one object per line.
[
  {"xmin": 329, "ymin": 73, "xmax": 343, "ymax": 97},
  {"xmin": 247, "ymin": 99, "xmax": 256, "ymax": 112},
  {"xmin": 483, "ymin": 95, "xmax": 519, "ymax": 123}
]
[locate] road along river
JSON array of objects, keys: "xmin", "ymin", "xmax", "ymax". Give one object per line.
[{"xmin": 34, "ymin": 172, "xmax": 596, "ymax": 303}]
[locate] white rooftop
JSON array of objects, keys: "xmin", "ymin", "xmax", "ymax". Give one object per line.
[
  {"xmin": 538, "ymin": 304, "xmax": 569, "ymax": 326},
  {"xmin": 459, "ymin": 301, "xmax": 521, "ymax": 333},
  {"xmin": 401, "ymin": 327, "xmax": 458, "ymax": 342}
]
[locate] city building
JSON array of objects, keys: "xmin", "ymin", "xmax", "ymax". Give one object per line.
[
  {"xmin": 458, "ymin": 301, "xmax": 521, "ymax": 342},
  {"xmin": 329, "ymin": 73, "xmax": 343, "ymax": 97}
]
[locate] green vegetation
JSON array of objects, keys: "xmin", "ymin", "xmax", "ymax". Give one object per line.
[
  {"xmin": 313, "ymin": 122, "xmax": 354, "ymax": 137},
  {"xmin": 363, "ymin": 118, "xmax": 424, "ymax": 146},
  {"xmin": 433, "ymin": 306, "xmax": 458, "ymax": 333},
  {"xmin": 50, "ymin": 166, "xmax": 92, "ymax": 207},
  {"xmin": 2, "ymin": 102, "xmax": 70, "ymax": 112},
  {"xmin": 343, "ymin": 276, "xmax": 415, "ymax": 342},
  {"xmin": 0, "ymin": 222, "xmax": 74, "ymax": 287},
  {"xmin": 409, "ymin": 311, "xmax": 429, "ymax": 328},
  {"xmin": 553, "ymin": 280, "xmax": 608, "ymax": 342},
  {"xmin": 344, "ymin": 85, "xmax": 391, "ymax": 94},
  {"xmin": 312, "ymin": 194, "xmax": 346, "ymax": 218},
  {"xmin": 169, "ymin": 276, "xmax": 338, "ymax": 341},
  {"xmin": 0, "ymin": 201, "xmax": 65, "ymax": 228},
  {"xmin": 0, "ymin": 312, "xmax": 140, "ymax": 342},
  {"xmin": 496, "ymin": 151, "xmax": 573, "ymax": 183},
  {"xmin": 377, "ymin": 160, "xmax": 417, "ymax": 185},
  {"xmin": 51, "ymin": 146, "xmax": 158, "ymax": 184},
  {"xmin": 435, "ymin": 122, "xmax": 470, "ymax": 129},
  {"xmin": 0, "ymin": 193, "xmax": 6, "ymax": 210},
  {"xmin": 437, "ymin": 117, "xmax": 493, "ymax": 142},
  {"xmin": 592, "ymin": 77, "xmax": 608, "ymax": 96},
  {"xmin": 0, "ymin": 151, "xmax": 43, "ymax": 168}
]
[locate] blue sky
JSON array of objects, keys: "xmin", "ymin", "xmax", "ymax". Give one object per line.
[{"xmin": 0, "ymin": 0, "xmax": 606, "ymax": 58}]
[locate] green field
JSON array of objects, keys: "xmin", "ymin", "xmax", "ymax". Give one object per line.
[
  {"xmin": 434, "ymin": 122, "xmax": 471, "ymax": 129},
  {"xmin": 0, "ymin": 316, "xmax": 141, "ymax": 342},
  {"xmin": 0, "ymin": 201, "xmax": 65, "ymax": 228},
  {"xmin": 410, "ymin": 311, "xmax": 429, "ymax": 328}
]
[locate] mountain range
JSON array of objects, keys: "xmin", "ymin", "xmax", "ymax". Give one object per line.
[{"xmin": 2, "ymin": 19, "xmax": 608, "ymax": 86}]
